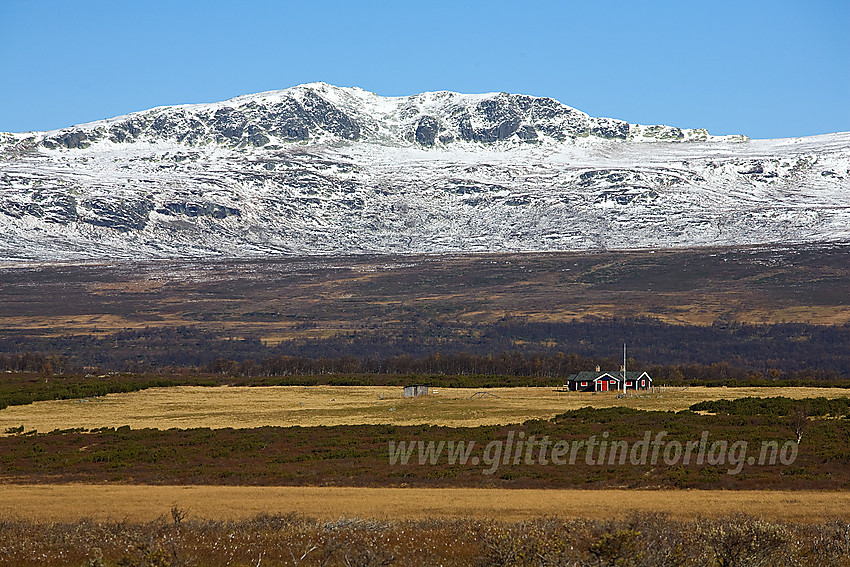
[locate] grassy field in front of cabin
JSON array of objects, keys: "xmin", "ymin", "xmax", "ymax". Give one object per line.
[{"xmin": 2, "ymin": 385, "xmax": 848, "ymax": 432}]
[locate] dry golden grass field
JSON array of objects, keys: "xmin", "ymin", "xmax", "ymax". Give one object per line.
[
  {"xmin": 1, "ymin": 385, "xmax": 848, "ymax": 432},
  {"xmin": 0, "ymin": 485, "xmax": 847, "ymax": 523}
]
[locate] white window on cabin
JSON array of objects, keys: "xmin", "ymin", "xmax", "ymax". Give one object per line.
[
  {"xmin": 641, "ymin": 380, "xmax": 645, "ymax": 387},
  {"xmin": 581, "ymin": 381, "xmax": 587, "ymax": 387}
]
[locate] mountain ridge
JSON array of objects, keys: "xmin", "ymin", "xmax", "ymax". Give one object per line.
[
  {"xmin": 2, "ymin": 82, "xmax": 748, "ymax": 150},
  {"xmin": 1, "ymin": 83, "xmax": 848, "ymax": 261}
]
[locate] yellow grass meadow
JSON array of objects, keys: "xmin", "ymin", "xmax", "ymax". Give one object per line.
[
  {"xmin": 0, "ymin": 485, "xmax": 847, "ymax": 523},
  {"xmin": 1, "ymin": 385, "xmax": 848, "ymax": 432}
]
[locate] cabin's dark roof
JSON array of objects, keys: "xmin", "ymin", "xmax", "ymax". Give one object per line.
[{"xmin": 567, "ymin": 371, "xmax": 651, "ymax": 382}]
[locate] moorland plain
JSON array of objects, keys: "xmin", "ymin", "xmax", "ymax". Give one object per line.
[
  {"xmin": 2, "ymin": 245, "xmax": 850, "ymax": 343},
  {"xmin": 2, "ymin": 246, "xmax": 850, "ymax": 566}
]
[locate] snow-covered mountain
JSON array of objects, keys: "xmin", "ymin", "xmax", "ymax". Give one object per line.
[{"xmin": 1, "ymin": 82, "xmax": 848, "ymax": 260}]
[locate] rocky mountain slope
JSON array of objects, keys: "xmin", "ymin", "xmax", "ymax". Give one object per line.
[{"xmin": 1, "ymin": 82, "xmax": 848, "ymax": 260}]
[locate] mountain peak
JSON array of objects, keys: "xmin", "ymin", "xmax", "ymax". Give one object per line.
[
  {"xmin": 4, "ymin": 84, "xmax": 747, "ymax": 152},
  {"xmin": 0, "ymin": 85, "xmax": 847, "ymax": 261}
]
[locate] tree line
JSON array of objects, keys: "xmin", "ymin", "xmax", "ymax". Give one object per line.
[{"xmin": 2, "ymin": 318, "xmax": 849, "ymax": 381}]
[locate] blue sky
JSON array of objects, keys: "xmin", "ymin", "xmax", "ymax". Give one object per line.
[{"xmin": 1, "ymin": 0, "xmax": 847, "ymax": 139}]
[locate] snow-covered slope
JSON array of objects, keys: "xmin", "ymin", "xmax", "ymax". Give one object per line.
[{"xmin": 1, "ymin": 82, "xmax": 848, "ymax": 260}]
